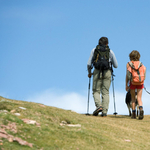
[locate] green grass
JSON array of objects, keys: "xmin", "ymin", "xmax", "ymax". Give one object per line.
[{"xmin": 0, "ymin": 96, "xmax": 150, "ymax": 150}]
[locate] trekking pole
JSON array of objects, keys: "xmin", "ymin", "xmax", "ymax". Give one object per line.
[
  {"xmin": 111, "ymin": 64, "xmax": 117, "ymax": 116},
  {"xmin": 86, "ymin": 77, "xmax": 91, "ymax": 115}
]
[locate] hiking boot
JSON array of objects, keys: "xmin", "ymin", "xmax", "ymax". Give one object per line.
[
  {"xmin": 139, "ymin": 110, "xmax": 144, "ymax": 120},
  {"xmin": 101, "ymin": 113, "xmax": 107, "ymax": 117},
  {"xmin": 131, "ymin": 111, "xmax": 136, "ymax": 119},
  {"xmin": 93, "ymin": 106, "xmax": 103, "ymax": 116}
]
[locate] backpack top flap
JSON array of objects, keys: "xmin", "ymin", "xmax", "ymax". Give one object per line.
[
  {"xmin": 95, "ymin": 45, "xmax": 110, "ymax": 59},
  {"xmin": 92, "ymin": 45, "xmax": 110, "ymax": 67},
  {"xmin": 128, "ymin": 61, "xmax": 142, "ymax": 70}
]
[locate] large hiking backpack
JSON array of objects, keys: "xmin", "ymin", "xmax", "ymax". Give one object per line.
[
  {"xmin": 92, "ymin": 45, "xmax": 110, "ymax": 78},
  {"xmin": 127, "ymin": 61, "xmax": 146, "ymax": 85}
]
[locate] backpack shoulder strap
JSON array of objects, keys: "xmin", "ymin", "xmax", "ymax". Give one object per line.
[
  {"xmin": 105, "ymin": 45, "xmax": 110, "ymax": 52},
  {"xmin": 128, "ymin": 61, "xmax": 142, "ymax": 70},
  {"xmin": 128, "ymin": 62, "xmax": 134, "ymax": 69},
  {"xmin": 94, "ymin": 45, "xmax": 101, "ymax": 54},
  {"xmin": 138, "ymin": 61, "xmax": 143, "ymax": 68}
]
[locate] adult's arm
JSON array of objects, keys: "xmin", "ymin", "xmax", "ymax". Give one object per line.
[
  {"xmin": 109, "ymin": 50, "xmax": 118, "ymax": 68},
  {"xmin": 87, "ymin": 48, "xmax": 95, "ymax": 74}
]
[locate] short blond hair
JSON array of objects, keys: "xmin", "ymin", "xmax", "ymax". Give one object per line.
[{"xmin": 129, "ymin": 50, "xmax": 140, "ymax": 61}]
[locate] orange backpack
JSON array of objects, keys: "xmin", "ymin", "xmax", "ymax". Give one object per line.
[{"xmin": 127, "ymin": 61, "xmax": 146, "ymax": 85}]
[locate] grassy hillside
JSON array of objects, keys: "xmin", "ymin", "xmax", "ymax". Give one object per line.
[{"xmin": 0, "ymin": 96, "xmax": 150, "ymax": 150}]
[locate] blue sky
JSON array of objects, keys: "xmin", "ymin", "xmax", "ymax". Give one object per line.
[{"xmin": 0, "ymin": 0, "xmax": 150, "ymax": 115}]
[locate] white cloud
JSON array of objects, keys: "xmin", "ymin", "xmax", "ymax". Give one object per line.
[
  {"xmin": 26, "ymin": 88, "xmax": 150, "ymax": 115},
  {"xmin": 26, "ymin": 89, "xmax": 91, "ymax": 114}
]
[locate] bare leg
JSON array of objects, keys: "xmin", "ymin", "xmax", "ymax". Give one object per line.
[
  {"xmin": 137, "ymin": 89, "xmax": 143, "ymax": 108},
  {"xmin": 130, "ymin": 89, "xmax": 136, "ymax": 118},
  {"xmin": 137, "ymin": 89, "xmax": 144, "ymax": 120},
  {"xmin": 130, "ymin": 89, "xmax": 136, "ymax": 110}
]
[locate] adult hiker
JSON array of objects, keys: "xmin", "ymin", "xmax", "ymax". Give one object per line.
[
  {"xmin": 87, "ymin": 37, "xmax": 118, "ymax": 117},
  {"xmin": 125, "ymin": 50, "xmax": 146, "ymax": 119}
]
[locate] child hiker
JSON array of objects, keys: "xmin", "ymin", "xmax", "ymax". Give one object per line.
[{"xmin": 126, "ymin": 50, "xmax": 146, "ymax": 119}]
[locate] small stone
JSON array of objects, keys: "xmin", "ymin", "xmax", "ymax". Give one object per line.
[
  {"xmin": 19, "ymin": 107, "xmax": 26, "ymax": 110},
  {"xmin": 14, "ymin": 113, "xmax": 21, "ymax": 116},
  {"xmin": 125, "ymin": 139, "xmax": 131, "ymax": 142},
  {"xmin": 67, "ymin": 124, "xmax": 81, "ymax": 127},
  {"xmin": 8, "ymin": 137, "xmax": 13, "ymax": 142},
  {"xmin": 10, "ymin": 110, "xmax": 16, "ymax": 113},
  {"xmin": 2, "ymin": 110, "xmax": 8, "ymax": 113}
]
